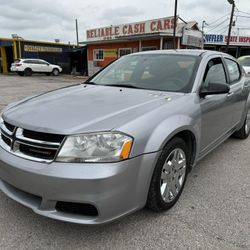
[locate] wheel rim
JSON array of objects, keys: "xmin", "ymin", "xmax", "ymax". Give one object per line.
[
  {"xmin": 53, "ymin": 69, "xmax": 59, "ymax": 76},
  {"xmin": 160, "ymin": 148, "xmax": 186, "ymax": 203},
  {"xmin": 25, "ymin": 69, "xmax": 31, "ymax": 75},
  {"xmin": 245, "ymin": 109, "xmax": 250, "ymax": 135}
]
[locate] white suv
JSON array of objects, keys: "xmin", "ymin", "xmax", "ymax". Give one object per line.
[
  {"xmin": 11, "ymin": 59, "xmax": 62, "ymax": 76},
  {"xmin": 238, "ymin": 56, "xmax": 250, "ymax": 76}
]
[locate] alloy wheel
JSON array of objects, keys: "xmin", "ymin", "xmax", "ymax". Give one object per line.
[
  {"xmin": 245, "ymin": 109, "xmax": 250, "ymax": 135},
  {"xmin": 160, "ymin": 148, "xmax": 186, "ymax": 203}
]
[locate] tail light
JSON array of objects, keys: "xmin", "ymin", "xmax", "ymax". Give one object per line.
[{"xmin": 15, "ymin": 63, "xmax": 22, "ymax": 67}]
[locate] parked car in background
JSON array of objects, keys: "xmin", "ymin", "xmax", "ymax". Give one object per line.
[
  {"xmin": 238, "ymin": 56, "xmax": 250, "ymax": 76},
  {"xmin": 1, "ymin": 50, "xmax": 250, "ymax": 225},
  {"xmin": 11, "ymin": 59, "xmax": 62, "ymax": 76}
]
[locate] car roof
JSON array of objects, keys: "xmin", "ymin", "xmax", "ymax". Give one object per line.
[
  {"xmin": 130, "ymin": 49, "xmax": 233, "ymax": 58},
  {"xmin": 19, "ymin": 58, "xmax": 44, "ymax": 61}
]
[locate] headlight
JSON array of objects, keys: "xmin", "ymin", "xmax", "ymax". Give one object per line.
[
  {"xmin": 0, "ymin": 116, "xmax": 3, "ymax": 137},
  {"xmin": 0, "ymin": 115, "xmax": 3, "ymax": 126},
  {"xmin": 56, "ymin": 132, "xmax": 133, "ymax": 163}
]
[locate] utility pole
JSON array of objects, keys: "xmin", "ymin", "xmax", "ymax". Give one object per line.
[
  {"xmin": 226, "ymin": 0, "xmax": 235, "ymax": 53},
  {"xmin": 201, "ymin": 20, "xmax": 207, "ymax": 49},
  {"xmin": 75, "ymin": 19, "xmax": 79, "ymax": 46},
  {"xmin": 173, "ymin": 0, "xmax": 178, "ymax": 49}
]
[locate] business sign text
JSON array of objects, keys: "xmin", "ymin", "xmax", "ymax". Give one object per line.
[
  {"xmin": 205, "ymin": 34, "xmax": 250, "ymax": 46},
  {"xmin": 24, "ymin": 45, "xmax": 63, "ymax": 53},
  {"xmin": 86, "ymin": 17, "xmax": 175, "ymax": 41}
]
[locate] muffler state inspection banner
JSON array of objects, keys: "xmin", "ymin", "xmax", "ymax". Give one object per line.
[{"xmin": 86, "ymin": 17, "xmax": 175, "ymax": 42}]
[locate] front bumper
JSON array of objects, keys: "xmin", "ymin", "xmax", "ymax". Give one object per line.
[{"xmin": 0, "ymin": 147, "xmax": 159, "ymax": 224}]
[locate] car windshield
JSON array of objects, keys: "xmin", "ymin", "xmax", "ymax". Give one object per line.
[
  {"xmin": 90, "ymin": 54, "xmax": 199, "ymax": 93},
  {"xmin": 238, "ymin": 56, "xmax": 250, "ymax": 67}
]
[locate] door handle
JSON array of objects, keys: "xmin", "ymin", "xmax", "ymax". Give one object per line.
[{"xmin": 227, "ymin": 92, "xmax": 234, "ymax": 97}]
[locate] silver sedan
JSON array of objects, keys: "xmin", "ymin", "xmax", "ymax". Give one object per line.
[{"xmin": 0, "ymin": 50, "xmax": 250, "ymax": 224}]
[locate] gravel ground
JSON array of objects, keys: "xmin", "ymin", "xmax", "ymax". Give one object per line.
[{"xmin": 0, "ymin": 74, "xmax": 249, "ymax": 250}]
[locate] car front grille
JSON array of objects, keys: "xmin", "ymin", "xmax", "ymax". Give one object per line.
[
  {"xmin": 1, "ymin": 133, "xmax": 11, "ymax": 147},
  {"xmin": 4, "ymin": 121, "xmax": 15, "ymax": 132},
  {"xmin": 0, "ymin": 120, "xmax": 65, "ymax": 163}
]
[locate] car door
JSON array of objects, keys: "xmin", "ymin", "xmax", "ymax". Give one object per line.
[
  {"xmin": 29, "ymin": 60, "xmax": 42, "ymax": 72},
  {"xmin": 223, "ymin": 57, "xmax": 248, "ymax": 127},
  {"xmin": 39, "ymin": 60, "xmax": 51, "ymax": 73},
  {"xmin": 199, "ymin": 56, "xmax": 233, "ymax": 153}
]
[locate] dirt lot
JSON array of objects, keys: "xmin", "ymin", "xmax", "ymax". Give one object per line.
[{"xmin": 0, "ymin": 74, "xmax": 249, "ymax": 250}]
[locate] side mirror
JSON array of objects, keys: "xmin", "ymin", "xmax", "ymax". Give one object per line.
[
  {"xmin": 200, "ymin": 82, "xmax": 230, "ymax": 97},
  {"xmin": 47, "ymin": 63, "xmax": 50, "ymax": 66}
]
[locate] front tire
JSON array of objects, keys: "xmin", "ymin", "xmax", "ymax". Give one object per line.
[
  {"xmin": 233, "ymin": 108, "xmax": 250, "ymax": 139},
  {"xmin": 146, "ymin": 137, "xmax": 189, "ymax": 212},
  {"xmin": 52, "ymin": 68, "xmax": 59, "ymax": 76}
]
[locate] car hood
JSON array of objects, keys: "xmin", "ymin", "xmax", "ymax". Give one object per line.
[
  {"xmin": 3, "ymin": 84, "xmax": 183, "ymax": 135},
  {"xmin": 243, "ymin": 66, "xmax": 250, "ymax": 74}
]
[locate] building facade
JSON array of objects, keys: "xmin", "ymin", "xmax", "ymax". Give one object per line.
[
  {"xmin": 0, "ymin": 38, "xmax": 76, "ymax": 74},
  {"xmin": 82, "ymin": 17, "xmax": 203, "ymax": 76}
]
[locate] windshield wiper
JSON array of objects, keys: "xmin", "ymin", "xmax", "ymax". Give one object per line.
[
  {"xmin": 104, "ymin": 83, "xmax": 140, "ymax": 89},
  {"xmin": 83, "ymin": 81, "xmax": 96, "ymax": 85},
  {"xmin": 83, "ymin": 82, "xmax": 141, "ymax": 89}
]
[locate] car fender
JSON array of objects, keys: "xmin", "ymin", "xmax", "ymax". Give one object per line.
[
  {"xmin": 143, "ymin": 114, "xmax": 200, "ymax": 160},
  {"xmin": 131, "ymin": 114, "xmax": 200, "ymax": 206}
]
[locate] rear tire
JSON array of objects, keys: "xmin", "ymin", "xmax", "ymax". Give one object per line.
[
  {"xmin": 233, "ymin": 108, "xmax": 250, "ymax": 139},
  {"xmin": 146, "ymin": 137, "xmax": 189, "ymax": 212},
  {"xmin": 52, "ymin": 68, "xmax": 59, "ymax": 76},
  {"xmin": 24, "ymin": 68, "xmax": 32, "ymax": 76}
]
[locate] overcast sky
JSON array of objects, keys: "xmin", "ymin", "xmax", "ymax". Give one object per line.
[{"xmin": 0, "ymin": 0, "xmax": 250, "ymax": 44}]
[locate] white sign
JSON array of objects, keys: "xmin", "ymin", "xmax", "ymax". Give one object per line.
[
  {"xmin": 205, "ymin": 34, "xmax": 250, "ymax": 46},
  {"xmin": 182, "ymin": 29, "xmax": 203, "ymax": 48},
  {"xmin": 86, "ymin": 17, "xmax": 175, "ymax": 42}
]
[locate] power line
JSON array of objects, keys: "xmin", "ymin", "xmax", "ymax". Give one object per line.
[
  {"xmin": 205, "ymin": 18, "xmax": 229, "ymax": 32},
  {"xmin": 236, "ymin": 9, "xmax": 250, "ymax": 16},
  {"xmin": 216, "ymin": 25, "xmax": 230, "ymax": 34},
  {"xmin": 206, "ymin": 12, "xmax": 231, "ymax": 26},
  {"xmin": 235, "ymin": 15, "xmax": 250, "ymax": 19},
  {"xmin": 233, "ymin": 27, "xmax": 250, "ymax": 29}
]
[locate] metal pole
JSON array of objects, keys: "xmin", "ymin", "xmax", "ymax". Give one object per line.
[
  {"xmin": 75, "ymin": 19, "xmax": 79, "ymax": 46},
  {"xmin": 160, "ymin": 37, "xmax": 163, "ymax": 50},
  {"xmin": 201, "ymin": 20, "xmax": 206, "ymax": 50},
  {"xmin": 226, "ymin": 1, "xmax": 235, "ymax": 53},
  {"xmin": 173, "ymin": 0, "xmax": 178, "ymax": 49}
]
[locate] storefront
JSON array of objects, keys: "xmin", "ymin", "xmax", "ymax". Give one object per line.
[
  {"xmin": 0, "ymin": 38, "xmax": 81, "ymax": 74},
  {"xmin": 82, "ymin": 16, "xmax": 203, "ymax": 76},
  {"xmin": 204, "ymin": 34, "xmax": 250, "ymax": 58}
]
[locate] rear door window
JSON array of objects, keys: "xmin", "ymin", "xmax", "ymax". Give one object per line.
[{"xmin": 23, "ymin": 60, "xmax": 37, "ymax": 64}]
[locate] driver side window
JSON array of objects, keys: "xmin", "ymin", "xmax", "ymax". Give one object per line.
[{"xmin": 203, "ymin": 57, "xmax": 227, "ymax": 89}]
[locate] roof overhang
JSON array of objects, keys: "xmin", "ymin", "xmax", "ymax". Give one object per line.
[{"xmin": 80, "ymin": 32, "xmax": 182, "ymax": 45}]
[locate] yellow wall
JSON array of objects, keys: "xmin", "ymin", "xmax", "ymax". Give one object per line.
[{"xmin": 0, "ymin": 47, "xmax": 8, "ymax": 74}]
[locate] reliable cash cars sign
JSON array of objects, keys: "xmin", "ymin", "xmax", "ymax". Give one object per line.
[{"xmin": 86, "ymin": 17, "xmax": 175, "ymax": 41}]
